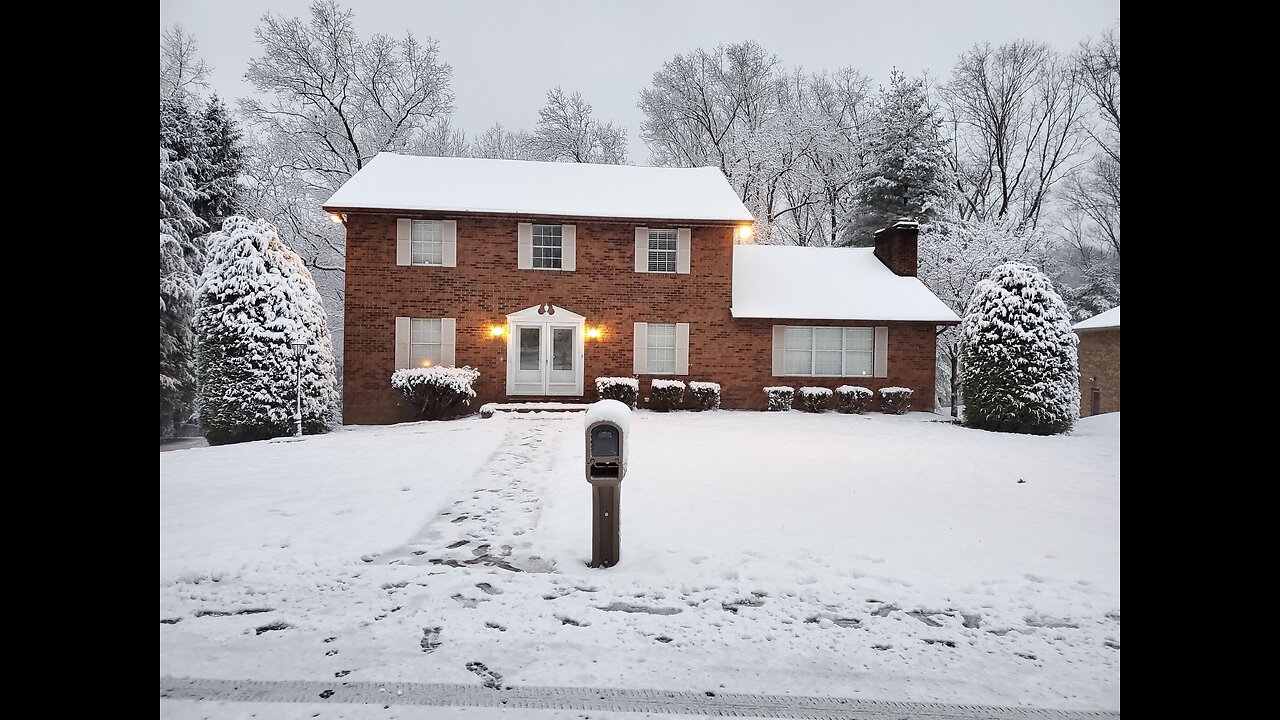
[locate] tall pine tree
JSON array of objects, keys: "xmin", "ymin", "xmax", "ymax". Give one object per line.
[
  {"xmin": 196, "ymin": 216, "xmax": 338, "ymax": 445},
  {"xmin": 194, "ymin": 94, "xmax": 245, "ymax": 230},
  {"xmin": 843, "ymin": 70, "xmax": 953, "ymax": 247},
  {"xmin": 160, "ymin": 143, "xmax": 206, "ymax": 436}
]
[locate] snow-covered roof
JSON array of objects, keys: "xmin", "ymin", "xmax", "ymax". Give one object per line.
[
  {"xmin": 731, "ymin": 246, "xmax": 960, "ymax": 323},
  {"xmin": 323, "ymin": 153, "xmax": 754, "ymax": 222},
  {"xmin": 1073, "ymin": 306, "xmax": 1120, "ymax": 331}
]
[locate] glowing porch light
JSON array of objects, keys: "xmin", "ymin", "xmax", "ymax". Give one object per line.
[
  {"xmin": 586, "ymin": 327, "xmax": 602, "ymax": 340},
  {"xmin": 737, "ymin": 224, "xmax": 753, "ymax": 241},
  {"xmin": 489, "ymin": 325, "xmax": 506, "ymax": 338},
  {"xmin": 328, "ymin": 212, "xmax": 345, "ymax": 224}
]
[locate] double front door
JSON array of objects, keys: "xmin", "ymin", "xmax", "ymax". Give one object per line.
[{"xmin": 506, "ymin": 306, "xmax": 585, "ymax": 396}]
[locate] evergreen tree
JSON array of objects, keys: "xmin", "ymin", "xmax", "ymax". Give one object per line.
[
  {"xmin": 195, "ymin": 216, "xmax": 338, "ymax": 445},
  {"xmin": 843, "ymin": 70, "xmax": 953, "ymax": 247},
  {"xmin": 159, "ymin": 144, "xmax": 206, "ymax": 436},
  {"xmin": 194, "ymin": 94, "xmax": 245, "ymax": 229},
  {"xmin": 1061, "ymin": 259, "xmax": 1120, "ymax": 322},
  {"xmin": 961, "ymin": 262, "xmax": 1079, "ymax": 435}
]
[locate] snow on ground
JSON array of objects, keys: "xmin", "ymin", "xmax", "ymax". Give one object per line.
[{"xmin": 160, "ymin": 411, "xmax": 1119, "ymax": 712}]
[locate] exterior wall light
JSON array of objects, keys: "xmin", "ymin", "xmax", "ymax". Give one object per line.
[
  {"xmin": 737, "ymin": 224, "xmax": 754, "ymax": 241},
  {"xmin": 586, "ymin": 327, "xmax": 603, "ymax": 340},
  {"xmin": 489, "ymin": 326, "xmax": 506, "ymax": 338},
  {"xmin": 328, "ymin": 212, "xmax": 347, "ymax": 225}
]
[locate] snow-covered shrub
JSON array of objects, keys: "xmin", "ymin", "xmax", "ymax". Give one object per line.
[
  {"xmin": 392, "ymin": 366, "xmax": 481, "ymax": 420},
  {"xmin": 879, "ymin": 387, "xmax": 912, "ymax": 414},
  {"xmin": 797, "ymin": 387, "xmax": 833, "ymax": 413},
  {"xmin": 689, "ymin": 381, "xmax": 721, "ymax": 411},
  {"xmin": 649, "ymin": 379, "xmax": 686, "ymax": 412},
  {"xmin": 764, "ymin": 386, "xmax": 794, "ymax": 411},
  {"xmin": 961, "ymin": 262, "xmax": 1080, "ymax": 435},
  {"xmin": 836, "ymin": 385, "xmax": 874, "ymax": 414},
  {"xmin": 195, "ymin": 216, "xmax": 340, "ymax": 445},
  {"xmin": 595, "ymin": 377, "xmax": 639, "ymax": 409}
]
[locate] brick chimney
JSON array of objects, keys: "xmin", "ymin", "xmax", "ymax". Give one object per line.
[{"xmin": 873, "ymin": 219, "xmax": 919, "ymax": 277}]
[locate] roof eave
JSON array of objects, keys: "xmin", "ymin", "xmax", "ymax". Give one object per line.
[{"xmin": 321, "ymin": 203, "xmax": 753, "ymax": 226}]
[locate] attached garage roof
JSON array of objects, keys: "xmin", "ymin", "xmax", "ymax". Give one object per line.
[
  {"xmin": 1074, "ymin": 306, "xmax": 1120, "ymax": 331},
  {"xmin": 323, "ymin": 152, "xmax": 755, "ymax": 222},
  {"xmin": 731, "ymin": 245, "xmax": 960, "ymax": 323}
]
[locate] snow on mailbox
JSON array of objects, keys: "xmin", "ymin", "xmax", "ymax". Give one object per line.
[
  {"xmin": 584, "ymin": 399, "xmax": 631, "ymax": 567},
  {"xmin": 585, "ymin": 399, "xmax": 630, "ymax": 485}
]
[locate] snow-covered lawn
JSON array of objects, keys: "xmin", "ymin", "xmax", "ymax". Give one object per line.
[{"xmin": 160, "ymin": 410, "xmax": 1119, "ymax": 711}]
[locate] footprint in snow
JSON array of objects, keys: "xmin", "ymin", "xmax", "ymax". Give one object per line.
[
  {"xmin": 476, "ymin": 582, "xmax": 503, "ymax": 595},
  {"xmin": 466, "ymin": 662, "xmax": 503, "ymax": 690},
  {"xmin": 421, "ymin": 626, "xmax": 443, "ymax": 653}
]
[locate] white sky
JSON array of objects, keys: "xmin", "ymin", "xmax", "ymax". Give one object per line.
[{"xmin": 158, "ymin": 0, "xmax": 1120, "ymax": 163}]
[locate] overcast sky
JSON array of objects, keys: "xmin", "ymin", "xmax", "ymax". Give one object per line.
[{"xmin": 159, "ymin": 0, "xmax": 1120, "ymax": 162}]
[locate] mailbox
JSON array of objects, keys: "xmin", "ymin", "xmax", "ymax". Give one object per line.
[{"xmin": 584, "ymin": 400, "xmax": 631, "ymax": 567}]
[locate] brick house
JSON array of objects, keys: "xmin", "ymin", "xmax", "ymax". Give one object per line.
[
  {"xmin": 324, "ymin": 153, "xmax": 959, "ymax": 424},
  {"xmin": 1074, "ymin": 306, "xmax": 1120, "ymax": 416}
]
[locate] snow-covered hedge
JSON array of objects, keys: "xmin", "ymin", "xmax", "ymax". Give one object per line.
[
  {"xmin": 392, "ymin": 366, "xmax": 481, "ymax": 420},
  {"xmin": 688, "ymin": 381, "xmax": 721, "ymax": 411},
  {"xmin": 595, "ymin": 377, "xmax": 639, "ymax": 409},
  {"xmin": 836, "ymin": 385, "xmax": 874, "ymax": 414},
  {"xmin": 797, "ymin": 387, "xmax": 833, "ymax": 413},
  {"xmin": 649, "ymin": 379, "xmax": 686, "ymax": 412},
  {"xmin": 764, "ymin": 386, "xmax": 794, "ymax": 411},
  {"xmin": 879, "ymin": 387, "xmax": 912, "ymax": 415},
  {"xmin": 961, "ymin": 262, "xmax": 1080, "ymax": 435}
]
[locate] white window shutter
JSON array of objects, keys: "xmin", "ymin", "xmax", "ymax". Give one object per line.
[
  {"xmin": 396, "ymin": 219, "xmax": 412, "ymax": 266},
  {"xmin": 771, "ymin": 325, "xmax": 786, "ymax": 376},
  {"xmin": 676, "ymin": 228, "xmax": 691, "ymax": 274},
  {"xmin": 517, "ymin": 223, "xmax": 533, "ymax": 269},
  {"xmin": 441, "ymin": 318, "xmax": 457, "ymax": 366},
  {"xmin": 441, "ymin": 220, "xmax": 457, "ymax": 267},
  {"xmin": 873, "ymin": 326, "xmax": 889, "ymax": 378},
  {"xmin": 633, "ymin": 322, "xmax": 648, "ymax": 374},
  {"xmin": 395, "ymin": 316, "xmax": 411, "ymax": 369},
  {"xmin": 634, "ymin": 227, "xmax": 648, "ymax": 273},
  {"xmin": 675, "ymin": 323, "xmax": 690, "ymax": 375},
  {"xmin": 562, "ymin": 224, "xmax": 576, "ymax": 271}
]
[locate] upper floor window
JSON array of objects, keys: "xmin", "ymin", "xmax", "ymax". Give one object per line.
[
  {"xmin": 411, "ymin": 220, "xmax": 443, "ymax": 266},
  {"xmin": 647, "ymin": 229, "xmax": 677, "ymax": 273},
  {"xmin": 532, "ymin": 224, "xmax": 563, "ymax": 269}
]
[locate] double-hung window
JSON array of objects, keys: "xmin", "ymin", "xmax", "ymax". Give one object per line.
[
  {"xmin": 783, "ymin": 326, "xmax": 874, "ymax": 376},
  {"xmin": 532, "ymin": 224, "xmax": 563, "ymax": 269},
  {"xmin": 410, "ymin": 318, "xmax": 443, "ymax": 368},
  {"xmin": 646, "ymin": 323, "xmax": 677, "ymax": 373},
  {"xmin": 647, "ymin": 229, "xmax": 677, "ymax": 272},
  {"xmin": 411, "ymin": 220, "xmax": 443, "ymax": 266}
]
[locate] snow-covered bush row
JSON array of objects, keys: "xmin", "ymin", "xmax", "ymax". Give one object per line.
[
  {"xmin": 688, "ymin": 381, "xmax": 721, "ymax": 411},
  {"xmin": 961, "ymin": 262, "xmax": 1079, "ymax": 435},
  {"xmin": 797, "ymin": 387, "xmax": 833, "ymax": 413},
  {"xmin": 392, "ymin": 366, "xmax": 481, "ymax": 420},
  {"xmin": 595, "ymin": 377, "xmax": 639, "ymax": 409},
  {"xmin": 879, "ymin": 387, "xmax": 912, "ymax": 414},
  {"xmin": 764, "ymin": 386, "xmax": 794, "ymax": 411},
  {"xmin": 836, "ymin": 385, "xmax": 874, "ymax": 414},
  {"xmin": 649, "ymin": 379, "xmax": 686, "ymax": 412}
]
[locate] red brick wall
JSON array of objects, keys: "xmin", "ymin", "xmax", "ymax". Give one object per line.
[
  {"xmin": 1077, "ymin": 328, "xmax": 1120, "ymax": 416},
  {"xmin": 344, "ymin": 212, "xmax": 941, "ymax": 423}
]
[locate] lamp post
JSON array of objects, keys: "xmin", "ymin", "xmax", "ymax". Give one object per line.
[{"xmin": 291, "ymin": 340, "xmax": 306, "ymax": 437}]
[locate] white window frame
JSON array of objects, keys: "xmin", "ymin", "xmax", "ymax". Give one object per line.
[
  {"xmin": 782, "ymin": 326, "xmax": 875, "ymax": 377},
  {"xmin": 532, "ymin": 224, "xmax": 563, "ymax": 270},
  {"xmin": 409, "ymin": 318, "xmax": 443, "ymax": 368},
  {"xmin": 647, "ymin": 228, "xmax": 678, "ymax": 273},
  {"xmin": 646, "ymin": 323, "xmax": 677, "ymax": 374},
  {"xmin": 410, "ymin": 220, "xmax": 444, "ymax": 266}
]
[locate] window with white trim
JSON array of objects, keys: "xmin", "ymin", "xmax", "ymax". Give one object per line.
[
  {"xmin": 411, "ymin": 220, "xmax": 443, "ymax": 266},
  {"xmin": 410, "ymin": 318, "xmax": 443, "ymax": 368},
  {"xmin": 646, "ymin": 323, "xmax": 677, "ymax": 373},
  {"xmin": 532, "ymin": 224, "xmax": 562, "ymax": 269},
  {"xmin": 647, "ymin": 228, "xmax": 677, "ymax": 272},
  {"xmin": 783, "ymin": 326, "xmax": 874, "ymax": 376}
]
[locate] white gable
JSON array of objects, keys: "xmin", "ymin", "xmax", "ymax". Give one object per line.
[
  {"xmin": 731, "ymin": 245, "xmax": 960, "ymax": 323},
  {"xmin": 324, "ymin": 153, "xmax": 754, "ymax": 222},
  {"xmin": 506, "ymin": 304, "xmax": 585, "ymax": 321},
  {"xmin": 1074, "ymin": 306, "xmax": 1120, "ymax": 330}
]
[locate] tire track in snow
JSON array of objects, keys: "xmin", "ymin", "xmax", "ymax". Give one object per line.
[{"xmin": 159, "ymin": 676, "xmax": 1120, "ymax": 719}]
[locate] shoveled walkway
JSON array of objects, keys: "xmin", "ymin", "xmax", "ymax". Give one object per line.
[{"xmin": 160, "ymin": 676, "xmax": 1119, "ymax": 719}]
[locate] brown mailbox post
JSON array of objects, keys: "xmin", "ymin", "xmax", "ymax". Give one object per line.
[{"xmin": 585, "ymin": 400, "xmax": 630, "ymax": 568}]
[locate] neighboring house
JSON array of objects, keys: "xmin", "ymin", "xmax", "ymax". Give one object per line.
[
  {"xmin": 1073, "ymin": 306, "xmax": 1120, "ymax": 417},
  {"xmin": 324, "ymin": 153, "xmax": 960, "ymax": 423}
]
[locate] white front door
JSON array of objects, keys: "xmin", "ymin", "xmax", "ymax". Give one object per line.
[{"xmin": 506, "ymin": 306, "xmax": 585, "ymax": 397}]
